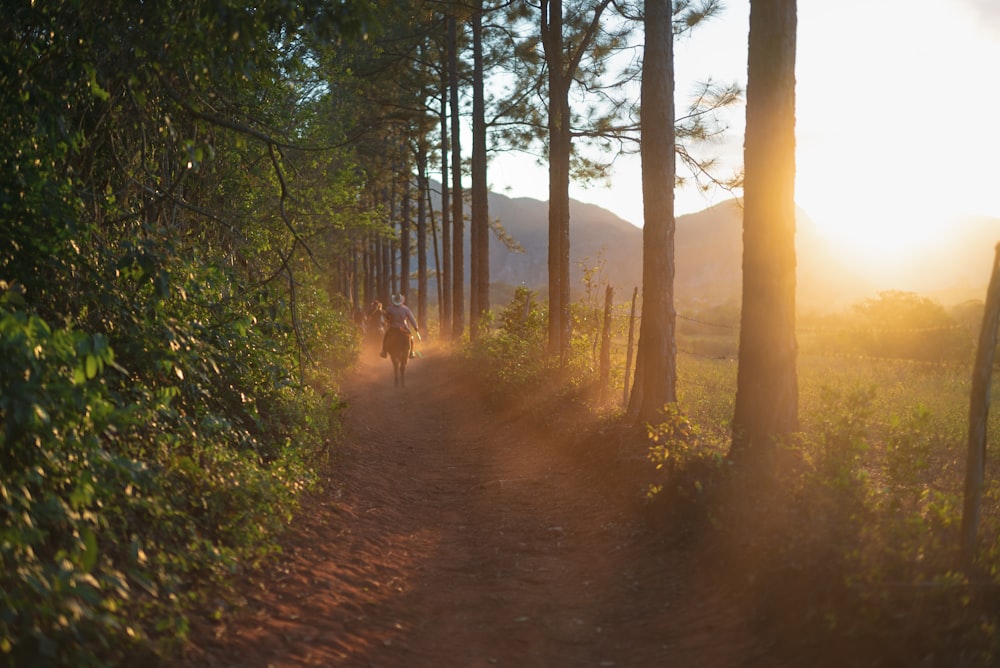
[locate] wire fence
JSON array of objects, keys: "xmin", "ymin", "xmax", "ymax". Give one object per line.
[{"xmin": 579, "ymin": 301, "xmax": 985, "ymax": 384}]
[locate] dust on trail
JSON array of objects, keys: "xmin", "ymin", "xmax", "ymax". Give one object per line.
[{"xmin": 184, "ymin": 344, "xmax": 770, "ymax": 667}]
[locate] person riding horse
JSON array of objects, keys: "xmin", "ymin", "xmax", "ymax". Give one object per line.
[
  {"xmin": 362, "ymin": 300, "xmax": 385, "ymax": 348},
  {"xmin": 380, "ymin": 293, "xmax": 420, "ymax": 359}
]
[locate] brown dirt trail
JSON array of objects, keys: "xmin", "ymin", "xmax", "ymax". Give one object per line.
[{"xmin": 184, "ymin": 345, "xmax": 775, "ymax": 667}]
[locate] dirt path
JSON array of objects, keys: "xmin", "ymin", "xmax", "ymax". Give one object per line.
[{"xmin": 184, "ymin": 345, "xmax": 774, "ymax": 667}]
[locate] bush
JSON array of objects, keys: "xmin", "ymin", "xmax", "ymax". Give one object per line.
[
  {"xmin": 0, "ymin": 297, "xmax": 151, "ymax": 665},
  {"xmin": 0, "ymin": 259, "xmax": 346, "ymax": 665},
  {"xmin": 465, "ymin": 287, "xmax": 551, "ymax": 399}
]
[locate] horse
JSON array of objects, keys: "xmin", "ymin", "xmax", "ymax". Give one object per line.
[
  {"xmin": 363, "ymin": 303, "xmax": 385, "ymax": 350},
  {"xmin": 383, "ymin": 326, "xmax": 411, "ymax": 387}
]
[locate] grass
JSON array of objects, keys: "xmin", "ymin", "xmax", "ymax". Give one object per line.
[
  {"xmin": 663, "ymin": 334, "xmax": 1000, "ymax": 666},
  {"xmin": 564, "ymin": 309, "xmax": 1000, "ymax": 665}
]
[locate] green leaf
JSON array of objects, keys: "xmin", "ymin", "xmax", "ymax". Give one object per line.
[{"xmin": 79, "ymin": 527, "xmax": 99, "ymax": 573}]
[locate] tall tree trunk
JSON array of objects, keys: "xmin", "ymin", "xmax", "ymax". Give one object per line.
[
  {"xmin": 599, "ymin": 284, "xmax": 614, "ymax": 404},
  {"xmin": 731, "ymin": 0, "xmax": 799, "ymax": 459},
  {"xmin": 470, "ymin": 2, "xmax": 489, "ymax": 340},
  {"xmin": 350, "ymin": 244, "xmax": 360, "ymax": 312},
  {"xmin": 540, "ymin": 0, "xmax": 611, "ymax": 360},
  {"xmin": 364, "ymin": 231, "xmax": 375, "ymax": 307},
  {"xmin": 542, "ymin": 0, "xmax": 570, "ymax": 358},
  {"xmin": 388, "ymin": 183, "xmax": 397, "ymax": 295},
  {"xmin": 376, "ymin": 233, "xmax": 388, "ymax": 303},
  {"xmin": 428, "ymin": 179, "xmax": 443, "ymax": 328},
  {"xmin": 440, "ymin": 71, "xmax": 452, "ymax": 339},
  {"xmin": 958, "ymin": 244, "xmax": 1000, "ymax": 569},
  {"xmin": 449, "ymin": 14, "xmax": 465, "ymax": 342},
  {"xmin": 623, "ymin": 286, "xmax": 638, "ymax": 408},
  {"xmin": 634, "ymin": 0, "xmax": 678, "ymax": 424},
  {"xmin": 416, "ymin": 144, "xmax": 429, "ymax": 331},
  {"xmin": 400, "ymin": 168, "xmax": 411, "ymax": 299}
]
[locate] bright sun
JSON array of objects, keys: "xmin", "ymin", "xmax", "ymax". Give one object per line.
[
  {"xmin": 795, "ymin": 149, "xmax": 954, "ymax": 262},
  {"xmin": 790, "ymin": 1, "xmax": 1000, "ymax": 266}
]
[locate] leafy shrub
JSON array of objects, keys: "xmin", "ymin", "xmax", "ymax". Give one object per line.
[
  {"xmin": 805, "ymin": 291, "xmax": 973, "ymax": 363},
  {"xmin": 0, "ymin": 252, "xmax": 345, "ymax": 665},
  {"xmin": 465, "ymin": 287, "xmax": 551, "ymax": 399},
  {"xmin": 0, "ymin": 296, "xmax": 151, "ymax": 665}
]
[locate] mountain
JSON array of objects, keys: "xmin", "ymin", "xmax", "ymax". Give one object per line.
[
  {"xmin": 486, "ymin": 193, "xmax": 643, "ymax": 298},
  {"xmin": 485, "ymin": 191, "xmax": 883, "ymax": 311},
  {"xmin": 432, "ymin": 185, "xmax": 999, "ymax": 311}
]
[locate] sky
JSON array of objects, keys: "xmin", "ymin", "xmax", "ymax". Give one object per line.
[{"xmin": 486, "ymin": 0, "xmax": 1000, "ymax": 263}]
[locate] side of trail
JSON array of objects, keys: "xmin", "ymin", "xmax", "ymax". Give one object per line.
[{"xmin": 184, "ymin": 345, "xmax": 777, "ymax": 667}]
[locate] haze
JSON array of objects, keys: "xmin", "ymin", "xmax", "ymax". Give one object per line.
[{"xmin": 488, "ymin": 0, "xmax": 1000, "ymax": 290}]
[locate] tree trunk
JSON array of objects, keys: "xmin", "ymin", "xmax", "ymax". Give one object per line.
[
  {"xmin": 428, "ymin": 179, "xmax": 443, "ymax": 329},
  {"xmin": 540, "ymin": 0, "xmax": 611, "ymax": 360},
  {"xmin": 363, "ymin": 231, "xmax": 375, "ymax": 307},
  {"xmin": 350, "ymin": 245, "xmax": 360, "ymax": 313},
  {"xmin": 623, "ymin": 286, "xmax": 638, "ymax": 408},
  {"xmin": 959, "ymin": 244, "xmax": 1000, "ymax": 569},
  {"xmin": 449, "ymin": 14, "xmax": 465, "ymax": 342},
  {"xmin": 470, "ymin": 3, "xmax": 490, "ymax": 340},
  {"xmin": 416, "ymin": 144, "xmax": 429, "ymax": 331},
  {"xmin": 440, "ymin": 68, "xmax": 452, "ymax": 338},
  {"xmin": 731, "ymin": 0, "xmax": 799, "ymax": 459},
  {"xmin": 388, "ymin": 183, "xmax": 397, "ymax": 295},
  {"xmin": 377, "ymin": 233, "xmax": 389, "ymax": 303},
  {"xmin": 634, "ymin": 0, "xmax": 678, "ymax": 424},
  {"xmin": 599, "ymin": 284, "xmax": 614, "ymax": 404},
  {"xmin": 400, "ymin": 167, "xmax": 411, "ymax": 300},
  {"xmin": 542, "ymin": 0, "xmax": 570, "ymax": 358}
]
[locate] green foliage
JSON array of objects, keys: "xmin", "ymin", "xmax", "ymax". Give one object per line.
[
  {"xmin": 659, "ymin": 348, "xmax": 1000, "ymax": 664},
  {"xmin": 647, "ymin": 403, "xmax": 715, "ymax": 473},
  {"xmin": 0, "ymin": 258, "xmax": 345, "ymax": 665},
  {"xmin": 0, "ymin": 1, "xmax": 368, "ymax": 664},
  {"xmin": 644, "ymin": 403, "xmax": 729, "ymax": 503},
  {"xmin": 803, "ymin": 291, "xmax": 973, "ymax": 363},
  {"xmin": 465, "ymin": 287, "xmax": 551, "ymax": 398},
  {"xmin": 618, "ymin": 324, "xmax": 981, "ymax": 663},
  {"xmin": 464, "ymin": 285, "xmax": 617, "ymax": 408},
  {"xmin": 0, "ymin": 300, "xmax": 147, "ymax": 665}
]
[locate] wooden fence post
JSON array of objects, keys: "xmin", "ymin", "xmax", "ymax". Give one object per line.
[
  {"xmin": 599, "ymin": 285, "xmax": 614, "ymax": 404},
  {"xmin": 623, "ymin": 287, "xmax": 639, "ymax": 407},
  {"xmin": 959, "ymin": 243, "xmax": 1000, "ymax": 570}
]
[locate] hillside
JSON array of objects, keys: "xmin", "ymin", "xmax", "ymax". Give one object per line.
[{"xmin": 483, "ymin": 190, "xmax": 999, "ymax": 311}]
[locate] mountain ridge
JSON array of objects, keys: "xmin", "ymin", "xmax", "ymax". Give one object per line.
[{"xmin": 478, "ymin": 188, "xmax": 999, "ymax": 311}]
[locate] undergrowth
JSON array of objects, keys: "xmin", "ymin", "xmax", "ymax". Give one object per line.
[
  {"xmin": 647, "ymin": 365, "xmax": 1000, "ymax": 667},
  {"xmin": 0, "ymin": 265, "xmax": 353, "ymax": 666},
  {"xmin": 470, "ymin": 288, "xmax": 1000, "ymax": 666}
]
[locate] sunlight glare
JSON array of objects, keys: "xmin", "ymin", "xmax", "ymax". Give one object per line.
[
  {"xmin": 793, "ymin": 0, "xmax": 999, "ymax": 266},
  {"xmin": 796, "ymin": 146, "xmax": 953, "ymax": 261}
]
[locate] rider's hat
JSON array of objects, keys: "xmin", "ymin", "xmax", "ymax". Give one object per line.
[{"xmin": 391, "ymin": 293, "xmax": 404, "ymax": 306}]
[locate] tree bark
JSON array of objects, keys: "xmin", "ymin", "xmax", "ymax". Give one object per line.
[
  {"xmin": 540, "ymin": 0, "xmax": 611, "ymax": 360},
  {"xmin": 634, "ymin": 0, "xmax": 678, "ymax": 424},
  {"xmin": 449, "ymin": 14, "xmax": 465, "ymax": 342},
  {"xmin": 470, "ymin": 3, "xmax": 490, "ymax": 341},
  {"xmin": 416, "ymin": 144, "xmax": 429, "ymax": 331},
  {"xmin": 440, "ymin": 64, "xmax": 452, "ymax": 338},
  {"xmin": 542, "ymin": 0, "xmax": 570, "ymax": 358},
  {"xmin": 959, "ymin": 243, "xmax": 1000, "ymax": 569},
  {"xmin": 400, "ymin": 164, "xmax": 411, "ymax": 300},
  {"xmin": 599, "ymin": 284, "xmax": 614, "ymax": 404},
  {"xmin": 623, "ymin": 286, "xmax": 638, "ymax": 408},
  {"xmin": 731, "ymin": 0, "xmax": 799, "ymax": 459},
  {"xmin": 427, "ymin": 178, "xmax": 443, "ymax": 329},
  {"xmin": 388, "ymin": 181, "xmax": 398, "ymax": 295}
]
